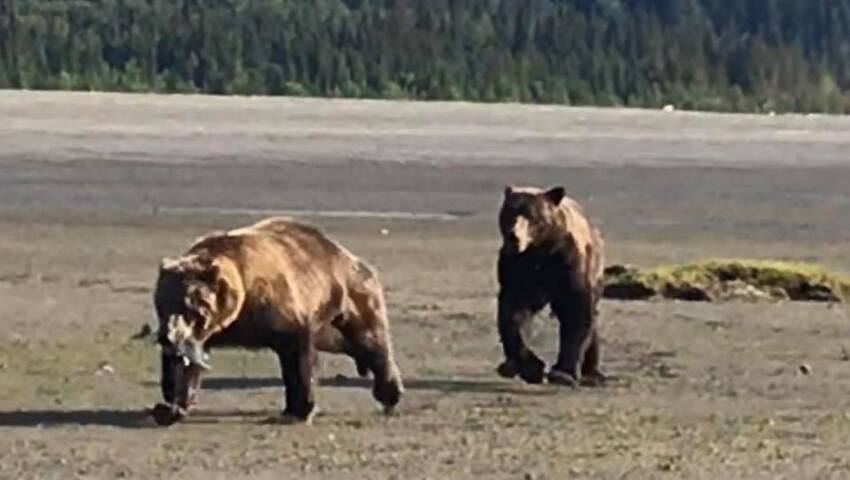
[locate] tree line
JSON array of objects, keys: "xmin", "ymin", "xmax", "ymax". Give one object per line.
[{"xmin": 2, "ymin": 0, "xmax": 850, "ymax": 113}]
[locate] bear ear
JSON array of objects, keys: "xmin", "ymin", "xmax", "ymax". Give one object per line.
[
  {"xmin": 504, "ymin": 185, "xmax": 514, "ymax": 197},
  {"xmin": 544, "ymin": 186, "xmax": 566, "ymax": 205},
  {"xmin": 160, "ymin": 257, "xmax": 184, "ymax": 273}
]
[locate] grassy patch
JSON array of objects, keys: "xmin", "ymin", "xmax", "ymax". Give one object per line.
[{"xmin": 604, "ymin": 259, "xmax": 850, "ymax": 302}]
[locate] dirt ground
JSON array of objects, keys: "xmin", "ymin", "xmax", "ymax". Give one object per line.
[{"xmin": 1, "ymin": 91, "xmax": 850, "ymax": 479}]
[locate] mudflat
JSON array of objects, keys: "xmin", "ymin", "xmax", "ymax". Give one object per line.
[{"xmin": 0, "ymin": 91, "xmax": 848, "ymax": 479}]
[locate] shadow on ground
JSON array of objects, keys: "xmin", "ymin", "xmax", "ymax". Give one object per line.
[
  {"xmin": 202, "ymin": 375, "xmax": 559, "ymax": 396},
  {"xmin": 0, "ymin": 408, "xmax": 272, "ymax": 429},
  {"xmin": 136, "ymin": 374, "xmax": 559, "ymax": 396},
  {"xmin": 0, "ymin": 377, "xmax": 557, "ymax": 429},
  {"xmin": 0, "ymin": 409, "xmax": 152, "ymax": 428}
]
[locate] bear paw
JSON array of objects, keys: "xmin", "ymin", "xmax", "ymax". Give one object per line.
[
  {"xmin": 580, "ymin": 370, "xmax": 610, "ymax": 387},
  {"xmin": 498, "ymin": 356, "xmax": 546, "ymax": 384},
  {"xmin": 373, "ymin": 376, "xmax": 403, "ymax": 411},
  {"xmin": 382, "ymin": 404, "xmax": 399, "ymax": 416},
  {"xmin": 518, "ymin": 356, "xmax": 547, "ymax": 384},
  {"xmin": 150, "ymin": 402, "xmax": 187, "ymax": 427},
  {"xmin": 496, "ymin": 360, "xmax": 519, "ymax": 379},
  {"xmin": 547, "ymin": 369, "xmax": 579, "ymax": 387},
  {"xmin": 519, "ymin": 357, "xmax": 546, "ymax": 384},
  {"xmin": 279, "ymin": 408, "xmax": 317, "ymax": 426}
]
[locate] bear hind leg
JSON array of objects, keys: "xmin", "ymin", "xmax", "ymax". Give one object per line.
[
  {"xmin": 338, "ymin": 321, "xmax": 403, "ymax": 413},
  {"xmin": 316, "ymin": 321, "xmax": 370, "ymax": 378},
  {"xmin": 579, "ymin": 328, "xmax": 608, "ymax": 387},
  {"xmin": 548, "ymin": 289, "xmax": 595, "ymax": 387}
]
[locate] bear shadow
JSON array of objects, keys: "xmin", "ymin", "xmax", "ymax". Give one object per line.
[
  {"xmin": 0, "ymin": 407, "xmax": 270, "ymax": 429},
  {"xmin": 200, "ymin": 375, "xmax": 557, "ymax": 396},
  {"xmin": 0, "ymin": 377, "xmax": 556, "ymax": 428},
  {"xmin": 0, "ymin": 409, "xmax": 153, "ymax": 429}
]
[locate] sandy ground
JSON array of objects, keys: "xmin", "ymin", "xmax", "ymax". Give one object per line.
[{"xmin": 1, "ymin": 91, "xmax": 850, "ymax": 479}]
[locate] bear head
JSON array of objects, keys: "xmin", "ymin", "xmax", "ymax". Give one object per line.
[
  {"xmin": 499, "ymin": 185, "xmax": 567, "ymax": 254},
  {"xmin": 153, "ymin": 253, "xmax": 241, "ymax": 370}
]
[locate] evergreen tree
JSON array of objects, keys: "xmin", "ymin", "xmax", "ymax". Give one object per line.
[{"xmin": 4, "ymin": 0, "xmax": 850, "ymax": 113}]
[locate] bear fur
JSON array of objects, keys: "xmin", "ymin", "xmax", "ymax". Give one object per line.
[
  {"xmin": 495, "ymin": 186, "xmax": 606, "ymax": 387},
  {"xmin": 152, "ymin": 217, "xmax": 403, "ymax": 425}
]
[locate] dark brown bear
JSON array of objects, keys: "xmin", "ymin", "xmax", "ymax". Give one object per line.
[
  {"xmin": 151, "ymin": 217, "xmax": 403, "ymax": 426},
  {"xmin": 495, "ymin": 186, "xmax": 606, "ymax": 387}
]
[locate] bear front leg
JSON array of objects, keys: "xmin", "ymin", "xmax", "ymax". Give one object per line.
[
  {"xmin": 275, "ymin": 348, "xmax": 298, "ymax": 418},
  {"xmin": 152, "ymin": 351, "xmax": 186, "ymax": 426},
  {"xmin": 153, "ymin": 352, "xmax": 204, "ymax": 426},
  {"xmin": 278, "ymin": 330, "xmax": 318, "ymax": 424},
  {"xmin": 366, "ymin": 337, "xmax": 404, "ymax": 415},
  {"xmin": 497, "ymin": 292, "xmax": 545, "ymax": 384},
  {"xmin": 162, "ymin": 351, "xmax": 206, "ymax": 408},
  {"xmin": 160, "ymin": 351, "xmax": 178, "ymax": 405},
  {"xmin": 549, "ymin": 289, "xmax": 595, "ymax": 387}
]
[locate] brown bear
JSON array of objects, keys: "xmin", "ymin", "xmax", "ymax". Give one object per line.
[
  {"xmin": 495, "ymin": 186, "xmax": 606, "ymax": 387},
  {"xmin": 151, "ymin": 217, "xmax": 403, "ymax": 426}
]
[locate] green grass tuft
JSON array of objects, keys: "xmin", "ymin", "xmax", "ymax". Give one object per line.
[{"xmin": 604, "ymin": 259, "xmax": 850, "ymax": 302}]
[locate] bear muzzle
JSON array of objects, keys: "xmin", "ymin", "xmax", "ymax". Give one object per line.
[{"xmin": 509, "ymin": 216, "xmax": 533, "ymax": 253}]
